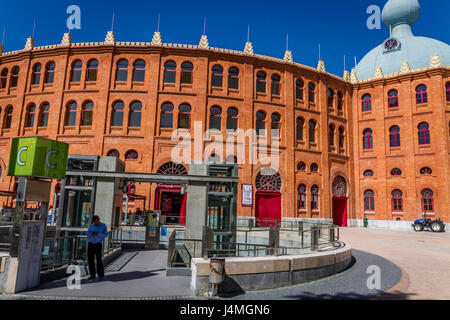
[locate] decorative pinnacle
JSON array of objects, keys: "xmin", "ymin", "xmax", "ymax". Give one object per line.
[
  {"xmin": 317, "ymin": 59, "xmax": 326, "ymax": 72},
  {"xmin": 24, "ymin": 37, "xmax": 34, "ymax": 50},
  {"xmin": 0, "ymin": 44, "xmax": 3, "ymax": 56},
  {"xmin": 283, "ymin": 50, "xmax": 293, "ymax": 63},
  {"xmin": 151, "ymin": 31, "xmax": 162, "ymax": 46},
  {"xmin": 244, "ymin": 41, "xmax": 254, "ymax": 55},
  {"xmin": 60, "ymin": 33, "xmax": 72, "ymax": 47},
  {"xmin": 198, "ymin": 35, "xmax": 209, "ymax": 49},
  {"xmin": 429, "ymin": 54, "xmax": 442, "ymax": 68},
  {"xmin": 350, "ymin": 69, "xmax": 358, "ymax": 83},
  {"xmin": 400, "ymin": 61, "xmax": 411, "ymax": 73},
  {"xmin": 104, "ymin": 31, "xmax": 115, "ymax": 45},
  {"xmin": 343, "ymin": 70, "xmax": 350, "ymax": 82},
  {"xmin": 374, "ymin": 66, "xmax": 384, "ymax": 79}
]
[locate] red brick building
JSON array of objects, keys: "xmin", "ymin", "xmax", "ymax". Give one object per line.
[{"xmin": 0, "ymin": 0, "xmax": 448, "ymax": 229}]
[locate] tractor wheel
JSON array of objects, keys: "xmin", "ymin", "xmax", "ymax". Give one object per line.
[
  {"xmin": 413, "ymin": 223, "xmax": 424, "ymax": 232},
  {"xmin": 430, "ymin": 221, "xmax": 444, "ymax": 233}
]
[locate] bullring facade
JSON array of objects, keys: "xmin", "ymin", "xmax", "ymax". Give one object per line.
[{"xmin": 0, "ymin": 0, "xmax": 448, "ymax": 228}]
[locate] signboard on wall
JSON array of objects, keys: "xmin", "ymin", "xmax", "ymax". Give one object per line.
[
  {"xmin": 242, "ymin": 184, "xmax": 253, "ymax": 206},
  {"xmin": 8, "ymin": 137, "xmax": 69, "ymax": 179}
]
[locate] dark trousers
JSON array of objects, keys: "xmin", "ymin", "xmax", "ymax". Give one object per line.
[{"xmin": 87, "ymin": 242, "xmax": 104, "ymax": 278}]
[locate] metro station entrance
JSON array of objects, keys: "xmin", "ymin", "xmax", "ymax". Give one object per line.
[{"xmin": 155, "ymin": 186, "xmax": 187, "ymax": 225}]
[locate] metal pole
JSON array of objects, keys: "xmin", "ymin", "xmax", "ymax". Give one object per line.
[{"xmin": 124, "ymin": 195, "xmax": 129, "ymax": 225}]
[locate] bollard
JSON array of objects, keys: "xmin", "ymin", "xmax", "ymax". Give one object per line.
[
  {"xmin": 311, "ymin": 226, "xmax": 319, "ymax": 251},
  {"xmin": 269, "ymin": 226, "xmax": 280, "ymax": 256},
  {"xmin": 329, "ymin": 227, "xmax": 336, "ymax": 245},
  {"xmin": 298, "ymin": 221, "xmax": 304, "ymax": 236},
  {"xmin": 248, "ymin": 218, "xmax": 254, "ymax": 230},
  {"xmin": 210, "ymin": 258, "xmax": 225, "ymax": 296}
]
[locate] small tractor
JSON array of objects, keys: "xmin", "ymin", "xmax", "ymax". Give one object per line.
[{"xmin": 413, "ymin": 216, "xmax": 445, "ymax": 233}]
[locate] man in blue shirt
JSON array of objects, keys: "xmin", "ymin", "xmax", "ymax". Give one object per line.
[{"xmin": 86, "ymin": 216, "xmax": 108, "ymax": 280}]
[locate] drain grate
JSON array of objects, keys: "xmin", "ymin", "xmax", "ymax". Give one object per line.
[{"xmin": 106, "ymin": 252, "xmax": 139, "ymax": 272}]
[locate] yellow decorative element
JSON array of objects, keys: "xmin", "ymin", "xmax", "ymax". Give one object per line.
[
  {"xmin": 429, "ymin": 54, "xmax": 442, "ymax": 68},
  {"xmin": 343, "ymin": 70, "xmax": 350, "ymax": 82},
  {"xmin": 198, "ymin": 35, "xmax": 209, "ymax": 49},
  {"xmin": 104, "ymin": 31, "xmax": 115, "ymax": 45},
  {"xmin": 374, "ymin": 66, "xmax": 383, "ymax": 79},
  {"xmin": 151, "ymin": 32, "xmax": 162, "ymax": 46},
  {"xmin": 400, "ymin": 61, "xmax": 411, "ymax": 73},
  {"xmin": 284, "ymin": 50, "xmax": 293, "ymax": 63},
  {"xmin": 350, "ymin": 70, "xmax": 358, "ymax": 83},
  {"xmin": 24, "ymin": 37, "xmax": 34, "ymax": 50},
  {"xmin": 317, "ymin": 59, "xmax": 326, "ymax": 72},
  {"xmin": 244, "ymin": 42, "xmax": 254, "ymax": 55},
  {"xmin": 60, "ymin": 33, "xmax": 72, "ymax": 47}
]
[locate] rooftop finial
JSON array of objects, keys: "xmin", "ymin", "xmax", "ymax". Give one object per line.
[{"xmin": 382, "ymin": 0, "xmax": 420, "ymax": 37}]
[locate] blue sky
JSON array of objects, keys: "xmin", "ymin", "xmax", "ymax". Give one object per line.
[{"xmin": 0, "ymin": 0, "xmax": 448, "ymax": 76}]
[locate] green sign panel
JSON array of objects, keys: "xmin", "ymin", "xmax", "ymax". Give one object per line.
[{"xmin": 8, "ymin": 137, "xmax": 69, "ymax": 179}]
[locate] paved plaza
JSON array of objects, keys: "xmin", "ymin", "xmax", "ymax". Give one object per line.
[{"xmin": 0, "ymin": 227, "xmax": 449, "ymax": 300}]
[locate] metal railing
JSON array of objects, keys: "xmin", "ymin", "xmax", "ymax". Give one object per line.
[
  {"xmin": 40, "ymin": 228, "xmax": 122, "ymax": 271},
  {"xmin": 167, "ymin": 222, "xmax": 341, "ymax": 267},
  {"xmin": 0, "ymin": 225, "xmax": 12, "ymax": 252}
]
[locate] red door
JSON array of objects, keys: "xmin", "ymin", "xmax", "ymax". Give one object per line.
[
  {"xmin": 333, "ymin": 197, "xmax": 347, "ymax": 227},
  {"xmin": 255, "ymin": 191, "xmax": 281, "ymax": 227}
]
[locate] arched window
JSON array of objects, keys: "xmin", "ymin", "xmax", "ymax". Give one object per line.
[
  {"xmin": 70, "ymin": 60, "xmax": 82, "ymax": 82},
  {"xmin": 211, "ymin": 65, "xmax": 223, "ymax": 87},
  {"xmin": 129, "ymin": 101, "xmax": 142, "ymax": 128},
  {"xmin": 310, "ymin": 163, "xmax": 318, "ymax": 172},
  {"xmin": 297, "ymin": 162, "xmax": 306, "ymax": 171},
  {"xmin": 116, "ymin": 59, "xmax": 128, "ymax": 82},
  {"xmin": 327, "ymin": 88, "xmax": 334, "ymax": 108},
  {"xmin": 337, "ymin": 92, "xmax": 343, "ymax": 110},
  {"xmin": 132, "ymin": 59, "xmax": 146, "ymax": 82},
  {"xmin": 297, "ymin": 184, "xmax": 306, "ymax": 210},
  {"xmin": 311, "ymin": 185, "xmax": 319, "ymax": 210},
  {"xmin": 160, "ymin": 103, "xmax": 174, "ymax": 129},
  {"xmin": 364, "ymin": 190, "xmax": 375, "ymax": 211},
  {"xmin": 164, "ymin": 61, "xmax": 177, "ymax": 83},
  {"xmin": 418, "ymin": 122, "xmax": 430, "ymax": 145},
  {"xmin": 81, "ymin": 101, "xmax": 94, "ymax": 126},
  {"xmin": 209, "ymin": 106, "xmax": 222, "ymax": 131},
  {"xmin": 363, "ymin": 129, "xmax": 373, "ymax": 150},
  {"xmin": 420, "ymin": 167, "xmax": 432, "ymax": 175},
  {"xmin": 446, "ymin": 82, "xmax": 450, "ymax": 102},
  {"xmin": 256, "ymin": 71, "xmax": 266, "ymax": 93},
  {"xmin": 111, "ymin": 101, "xmax": 124, "ymax": 127},
  {"xmin": 65, "ymin": 102, "xmax": 77, "ymax": 126},
  {"xmin": 363, "ymin": 170, "xmax": 374, "ymax": 177},
  {"xmin": 296, "ymin": 79, "xmax": 304, "ymax": 100},
  {"xmin": 392, "ymin": 189, "xmax": 403, "ymax": 212},
  {"xmin": 362, "ymin": 94, "xmax": 371, "ymax": 112},
  {"xmin": 125, "ymin": 150, "xmax": 138, "ymax": 160},
  {"xmin": 329, "ymin": 124, "xmax": 335, "ymax": 146},
  {"xmin": 255, "ymin": 168, "xmax": 281, "ymax": 192},
  {"xmin": 0, "ymin": 68, "xmax": 8, "ymax": 89},
  {"xmin": 256, "ymin": 111, "xmax": 266, "ymax": 136},
  {"xmin": 271, "ymin": 74, "xmax": 281, "ymax": 95},
  {"xmin": 32, "ymin": 63, "xmax": 42, "ymax": 85},
  {"xmin": 339, "ymin": 126, "xmax": 345, "ymax": 148},
  {"xmin": 389, "ymin": 125, "xmax": 400, "ymax": 147},
  {"xmin": 271, "ymin": 113, "xmax": 281, "ymax": 138},
  {"xmin": 178, "ymin": 103, "xmax": 191, "ymax": 129},
  {"xmin": 10, "ymin": 67, "xmax": 19, "ymax": 88},
  {"xmin": 25, "ymin": 104, "xmax": 36, "ymax": 128},
  {"xmin": 86, "ymin": 59, "xmax": 98, "ymax": 81},
  {"xmin": 181, "ymin": 62, "xmax": 193, "ymax": 84},
  {"xmin": 416, "ymin": 85, "xmax": 428, "ymax": 104},
  {"xmin": 4, "ymin": 106, "xmax": 12, "ymax": 129},
  {"xmin": 226, "ymin": 107, "xmax": 238, "ymax": 132},
  {"xmin": 44, "ymin": 62, "xmax": 55, "ymax": 84},
  {"xmin": 391, "ymin": 168, "xmax": 402, "ymax": 176},
  {"xmin": 296, "ymin": 117, "xmax": 304, "ymax": 141},
  {"xmin": 388, "ymin": 89, "xmax": 398, "ymax": 108},
  {"xmin": 157, "ymin": 162, "xmax": 188, "ymax": 175},
  {"xmin": 228, "ymin": 67, "xmax": 239, "ymax": 90},
  {"xmin": 107, "ymin": 149, "xmax": 119, "ymax": 158},
  {"xmin": 309, "ymin": 119, "xmax": 316, "ymax": 143},
  {"xmin": 308, "ymin": 83, "xmax": 316, "ymax": 103},
  {"xmin": 38, "ymin": 103, "xmax": 50, "ymax": 127},
  {"xmin": 421, "ymin": 189, "xmax": 434, "ymax": 212}
]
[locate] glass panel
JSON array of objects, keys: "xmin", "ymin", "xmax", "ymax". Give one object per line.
[{"xmin": 62, "ymin": 190, "xmax": 92, "ymax": 228}]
